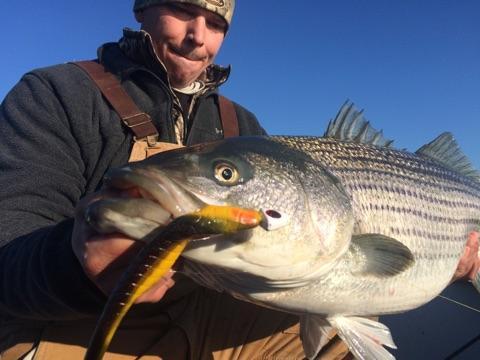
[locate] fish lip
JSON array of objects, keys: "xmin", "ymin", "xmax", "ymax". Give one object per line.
[{"xmin": 103, "ymin": 166, "xmax": 205, "ymax": 218}]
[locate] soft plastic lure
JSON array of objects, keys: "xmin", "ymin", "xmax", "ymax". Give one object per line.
[{"xmin": 85, "ymin": 204, "xmax": 263, "ymax": 360}]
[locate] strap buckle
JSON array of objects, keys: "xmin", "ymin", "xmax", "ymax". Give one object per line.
[
  {"xmin": 123, "ymin": 113, "xmax": 159, "ymax": 145},
  {"xmin": 123, "ymin": 112, "xmax": 153, "ymax": 128}
]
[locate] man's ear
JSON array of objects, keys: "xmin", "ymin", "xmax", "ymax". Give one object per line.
[{"xmin": 134, "ymin": 10, "xmax": 144, "ymax": 23}]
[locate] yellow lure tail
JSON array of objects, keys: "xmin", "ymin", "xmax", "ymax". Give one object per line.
[{"xmin": 87, "ymin": 239, "xmax": 188, "ymax": 360}]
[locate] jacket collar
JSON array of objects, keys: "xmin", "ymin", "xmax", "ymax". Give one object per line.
[{"xmin": 98, "ymin": 28, "xmax": 230, "ymax": 94}]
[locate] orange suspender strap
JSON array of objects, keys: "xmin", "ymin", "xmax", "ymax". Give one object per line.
[{"xmin": 73, "ymin": 61, "xmax": 239, "ymax": 140}]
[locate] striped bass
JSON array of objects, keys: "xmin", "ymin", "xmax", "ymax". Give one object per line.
[{"xmin": 88, "ymin": 102, "xmax": 480, "ymax": 359}]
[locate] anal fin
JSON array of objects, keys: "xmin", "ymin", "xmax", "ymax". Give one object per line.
[{"xmin": 300, "ymin": 315, "xmax": 334, "ymax": 359}]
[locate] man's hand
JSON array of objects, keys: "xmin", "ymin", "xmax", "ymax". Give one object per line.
[
  {"xmin": 452, "ymin": 231, "xmax": 480, "ymax": 282},
  {"xmin": 72, "ymin": 192, "xmax": 175, "ymax": 303}
]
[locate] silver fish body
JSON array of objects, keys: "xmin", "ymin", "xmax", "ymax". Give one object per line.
[{"xmin": 222, "ymin": 135, "xmax": 480, "ymax": 316}]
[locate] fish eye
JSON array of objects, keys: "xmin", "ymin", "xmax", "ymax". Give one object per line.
[{"xmin": 214, "ymin": 162, "xmax": 239, "ymax": 185}]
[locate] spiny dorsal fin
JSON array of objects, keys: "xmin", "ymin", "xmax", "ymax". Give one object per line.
[
  {"xmin": 349, "ymin": 234, "xmax": 414, "ymax": 277},
  {"xmin": 416, "ymin": 132, "xmax": 480, "ymax": 181},
  {"xmin": 324, "ymin": 101, "xmax": 394, "ymax": 148}
]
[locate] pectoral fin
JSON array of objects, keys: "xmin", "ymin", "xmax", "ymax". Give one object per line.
[
  {"xmin": 349, "ymin": 234, "xmax": 414, "ymax": 277},
  {"xmin": 328, "ymin": 316, "xmax": 397, "ymax": 360}
]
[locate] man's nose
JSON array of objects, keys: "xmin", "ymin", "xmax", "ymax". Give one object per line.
[{"xmin": 186, "ymin": 16, "xmax": 206, "ymax": 46}]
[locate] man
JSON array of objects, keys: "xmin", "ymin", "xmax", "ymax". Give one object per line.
[
  {"xmin": 0, "ymin": 1, "xmax": 478, "ymax": 359},
  {"xmin": 0, "ymin": 1, "xmax": 306, "ymax": 359}
]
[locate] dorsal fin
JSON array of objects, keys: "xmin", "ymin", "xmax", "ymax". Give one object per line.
[
  {"xmin": 324, "ymin": 101, "xmax": 394, "ymax": 148},
  {"xmin": 416, "ymin": 132, "xmax": 480, "ymax": 181}
]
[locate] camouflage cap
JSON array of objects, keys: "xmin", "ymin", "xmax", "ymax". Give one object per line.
[{"xmin": 133, "ymin": 0, "xmax": 235, "ymax": 27}]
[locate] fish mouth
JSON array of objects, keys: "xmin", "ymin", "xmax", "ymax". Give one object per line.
[
  {"xmin": 104, "ymin": 166, "xmax": 205, "ymax": 216},
  {"xmin": 86, "ymin": 166, "xmax": 207, "ymax": 240}
]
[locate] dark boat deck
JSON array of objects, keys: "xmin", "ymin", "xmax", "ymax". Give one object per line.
[{"xmin": 381, "ymin": 282, "xmax": 480, "ymax": 359}]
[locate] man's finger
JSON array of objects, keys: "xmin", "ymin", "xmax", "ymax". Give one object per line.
[
  {"xmin": 136, "ymin": 271, "xmax": 176, "ymax": 303},
  {"xmin": 452, "ymin": 231, "xmax": 480, "ymax": 282}
]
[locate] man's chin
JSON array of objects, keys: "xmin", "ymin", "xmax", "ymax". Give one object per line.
[
  {"xmin": 164, "ymin": 57, "xmax": 207, "ymax": 88},
  {"xmin": 169, "ymin": 72, "xmax": 202, "ymax": 89}
]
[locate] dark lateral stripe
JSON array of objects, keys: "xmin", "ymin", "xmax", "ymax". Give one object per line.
[
  {"xmin": 333, "ymin": 154, "xmax": 473, "ymax": 186},
  {"xmin": 362, "ymin": 202, "xmax": 479, "ymax": 226},
  {"xmin": 346, "ymin": 181, "xmax": 480, "ymax": 212},
  {"xmin": 298, "ymin": 138, "xmax": 480, "ymax": 187},
  {"xmin": 334, "ymin": 167, "xmax": 480, "ymax": 200},
  {"xmin": 385, "ymin": 227, "xmax": 468, "ymax": 243},
  {"xmin": 413, "ymin": 252, "xmax": 460, "ymax": 260},
  {"xmin": 337, "ymin": 147, "xmax": 479, "ymax": 184},
  {"xmin": 329, "ymin": 155, "xmax": 469, "ymax": 187},
  {"xmin": 291, "ymin": 136, "xmax": 476, "ymax": 186}
]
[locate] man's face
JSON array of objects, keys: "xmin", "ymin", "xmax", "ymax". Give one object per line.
[{"xmin": 137, "ymin": 3, "xmax": 226, "ymax": 88}]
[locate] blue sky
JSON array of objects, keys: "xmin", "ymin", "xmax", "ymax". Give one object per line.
[{"xmin": 1, "ymin": 1, "xmax": 479, "ymax": 167}]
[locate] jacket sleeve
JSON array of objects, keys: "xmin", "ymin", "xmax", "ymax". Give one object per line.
[{"xmin": 0, "ymin": 71, "xmax": 106, "ymax": 320}]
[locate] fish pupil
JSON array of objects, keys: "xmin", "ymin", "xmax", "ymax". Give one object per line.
[{"xmin": 222, "ymin": 168, "xmax": 233, "ymax": 180}]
